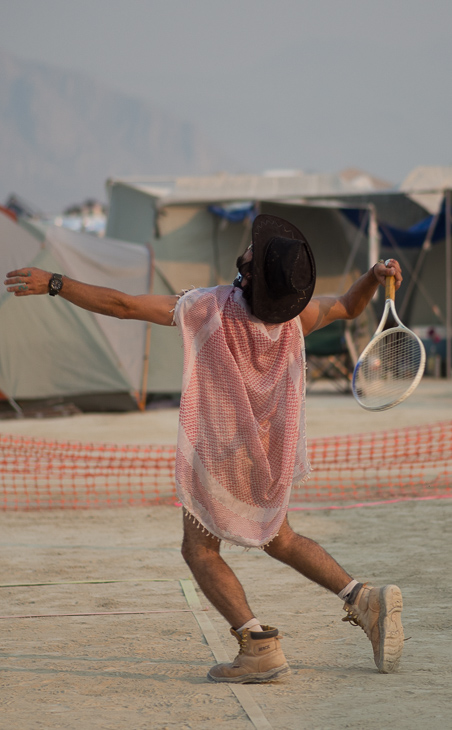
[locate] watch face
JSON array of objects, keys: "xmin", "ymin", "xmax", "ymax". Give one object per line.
[{"xmin": 49, "ymin": 276, "xmax": 63, "ymax": 295}]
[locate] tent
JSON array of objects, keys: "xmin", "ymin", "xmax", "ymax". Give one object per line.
[
  {"xmin": 0, "ymin": 211, "xmax": 41, "ymax": 411},
  {"xmin": 105, "ymin": 169, "xmax": 452, "ymax": 381},
  {"xmin": 105, "ymin": 172, "xmax": 361, "ymax": 244},
  {"xmin": 105, "ymin": 174, "xmax": 380, "ymax": 299},
  {"xmin": 331, "ymin": 167, "xmax": 452, "ymax": 377},
  {"xmin": 105, "ymin": 176, "xmax": 380, "ymax": 388},
  {"xmin": 0, "ymin": 202, "xmax": 264, "ymax": 408},
  {"xmin": 398, "ymin": 168, "xmax": 452, "ymax": 372},
  {"xmin": 4, "ymin": 167, "xmax": 449, "ymax": 412},
  {"xmin": 0, "ymin": 211, "xmax": 174, "ymax": 411}
]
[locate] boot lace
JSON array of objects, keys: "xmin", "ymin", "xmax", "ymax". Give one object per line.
[
  {"xmin": 341, "ymin": 583, "xmax": 370, "ymax": 636},
  {"xmin": 237, "ymin": 634, "xmax": 247, "ymax": 655},
  {"xmin": 342, "ymin": 609, "xmax": 362, "ymax": 628},
  {"xmin": 229, "ymin": 630, "xmax": 248, "ymax": 657},
  {"xmin": 342, "ymin": 608, "xmax": 372, "ymax": 643}
]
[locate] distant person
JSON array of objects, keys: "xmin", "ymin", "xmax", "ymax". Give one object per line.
[{"xmin": 4, "ymin": 214, "xmax": 404, "ymax": 683}]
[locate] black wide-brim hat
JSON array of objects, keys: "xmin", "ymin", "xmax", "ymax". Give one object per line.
[{"xmin": 251, "ymin": 214, "xmax": 316, "ymax": 324}]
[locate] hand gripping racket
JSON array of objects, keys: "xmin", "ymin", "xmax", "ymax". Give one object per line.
[{"xmin": 352, "ymin": 262, "xmax": 426, "ymax": 411}]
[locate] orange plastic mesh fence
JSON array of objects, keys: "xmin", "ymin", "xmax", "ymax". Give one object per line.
[
  {"xmin": 0, "ymin": 437, "xmax": 176, "ymax": 510},
  {"xmin": 293, "ymin": 420, "xmax": 452, "ymax": 505},
  {"xmin": 1, "ymin": 421, "xmax": 451, "ymax": 511}
]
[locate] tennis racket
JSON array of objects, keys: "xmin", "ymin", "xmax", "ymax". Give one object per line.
[{"xmin": 352, "ymin": 262, "xmax": 426, "ymax": 411}]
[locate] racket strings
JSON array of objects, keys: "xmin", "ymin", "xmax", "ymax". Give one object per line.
[{"xmin": 353, "ymin": 329, "xmax": 424, "ymax": 409}]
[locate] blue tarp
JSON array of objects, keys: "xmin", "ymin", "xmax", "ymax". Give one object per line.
[
  {"xmin": 208, "ymin": 203, "xmax": 257, "ymax": 223},
  {"xmin": 209, "ymin": 198, "xmax": 450, "ymax": 249},
  {"xmin": 341, "ymin": 198, "xmax": 449, "ymax": 249}
]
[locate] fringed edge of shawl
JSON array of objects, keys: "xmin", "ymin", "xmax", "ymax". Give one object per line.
[
  {"xmin": 183, "ymin": 507, "xmax": 221, "ymax": 542},
  {"xmin": 182, "ymin": 507, "xmax": 283, "ymax": 552},
  {"xmin": 181, "ymin": 467, "xmax": 312, "ymax": 552}
]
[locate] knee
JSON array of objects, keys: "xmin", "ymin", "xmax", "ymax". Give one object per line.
[
  {"xmin": 181, "ymin": 532, "xmax": 219, "ymax": 569},
  {"xmin": 181, "ymin": 511, "xmax": 222, "ymax": 569},
  {"xmin": 264, "ymin": 524, "xmax": 297, "ymax": 559}
]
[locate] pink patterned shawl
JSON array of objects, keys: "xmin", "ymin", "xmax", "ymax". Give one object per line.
[{"xmin": 174, "ymin": 285, "xmax": 310, "ymax": 548}]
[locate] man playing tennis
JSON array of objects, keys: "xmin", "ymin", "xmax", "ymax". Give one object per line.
[{"xmin": 5, "ymin": 214, "xmax": 404, "ymax": 683}]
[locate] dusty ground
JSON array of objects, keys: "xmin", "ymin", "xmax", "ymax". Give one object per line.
[{"xmin": 0, "ymin": 379, "xmax": 451, "ymax": 730}]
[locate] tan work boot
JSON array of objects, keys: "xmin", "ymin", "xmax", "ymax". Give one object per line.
[
  {"xmin": 207, "ymin": 625, "xmax": 291, "ymax": 683},
  {"xmin": 342, "ymin": 584, "xmax": 404, "ymax": 673}
]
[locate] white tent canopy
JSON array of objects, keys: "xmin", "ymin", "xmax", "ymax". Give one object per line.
[
  {"xmin": 400, "ymin": 165, "xmax": 452, "ymax": 214},
  {"xmin": 105, "ymin": 172, "xmax": 362, "ymax": 245},
  {"xmin": 108, "ymin": 170, "xmax": 357, "ymax": 206}
]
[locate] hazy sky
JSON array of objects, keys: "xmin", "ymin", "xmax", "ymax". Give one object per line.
[{"xmin": 1, "ymin": 0, "xmax": 452, "ymax": 185}]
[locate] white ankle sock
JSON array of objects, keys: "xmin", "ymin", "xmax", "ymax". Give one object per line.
[
  {"xmin": 237, "ymin": 618, "xmax": 263, "ymax": 634},
  {"xmin": 337, "ymin": 579, "xmax": 359, "ymax": 601}
]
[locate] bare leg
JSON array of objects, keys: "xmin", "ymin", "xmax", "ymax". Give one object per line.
[
  {"xmin": 181, "ymin": 512, "xmax": 255, "ymax": 628},
  {"xmin": 264, "ymin": 516, "xmax": 352, "ymax": 594}
]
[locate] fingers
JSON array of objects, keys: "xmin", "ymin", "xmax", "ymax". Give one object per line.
[
  {"xmin": 4, "ymin": 276, "xmax": 31, "ymax": 295},
  {"xmin": 6, "ymin": 269, "xmax": 33, "ymax": 278},
  {"xmin": 5, "ymin": 277, "xmax": 31, "ymax": 285},
  {"xmin": 374, "ymin": 259, "xmax": 402, "ymax": 289},
  {"xmin": 3, "ymin": 267, "xmax": 44, "ymax": 296},
  {"xmin": 5, "ymin": 287, "xmax": 31, "ymax": 296},
  {"xmin": 383, "ymin": 258, "xmax": 403, "ymax": 289}
]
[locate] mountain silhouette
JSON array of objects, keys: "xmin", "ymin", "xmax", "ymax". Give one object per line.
[{"xmin": 0, "ymin": 49, "xmax": 235, "ymax": 212}]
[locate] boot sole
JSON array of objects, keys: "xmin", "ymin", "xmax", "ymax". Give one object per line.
[
  {"xmin": 377, "ymin": 584, "xmax": 404, "ymax": 674},
  {"xmin": 207, "ymin": 663, "xmax": 291, "ymax": 684}
]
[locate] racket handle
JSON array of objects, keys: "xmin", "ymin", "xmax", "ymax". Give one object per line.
[{"xmin": 385, "ymin": 275, "xmax": 395, "ymax": 301}]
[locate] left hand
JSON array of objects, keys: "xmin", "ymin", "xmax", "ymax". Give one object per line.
[
  {"xmin": 4, "ymin": 267, "xmax": 53, "ymax": 296},
  {"xmin": 372, "ymin": 258, "xmax": 402, "ymax": 290}
]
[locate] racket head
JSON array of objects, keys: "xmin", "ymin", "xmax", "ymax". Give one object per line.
[{"xmin": 352, "ymin": 326, "xmax": 426, "ymax": 411}]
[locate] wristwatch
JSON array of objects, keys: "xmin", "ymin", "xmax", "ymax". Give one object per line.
[{"xmin": 48, "ymin": 273, "xmax": 63, "ymax": 297}]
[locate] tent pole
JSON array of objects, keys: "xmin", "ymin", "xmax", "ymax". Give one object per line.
[
  {"xmin": 212, "ymin": 217, "xmax": 221, "ymax": 285},
  {"xmin": 139, "ymin": 245, "xmax": 155, "ymax": 411},
  {"xmin": 446, "ymin": 190, "xmax": 452, "ymax": 379},
  {"xmin": 369, "ymin": 205, "xmax": 379, "ymax": 301},
  {"xmin": 369, "ymin": 205, "xmax": 379, "ymax": 269},
  {"xmin": 7, "ymin": 396, "xmax": 24, "ymax": 418}
]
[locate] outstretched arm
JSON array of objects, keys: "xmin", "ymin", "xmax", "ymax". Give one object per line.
[
  {"xmin": 300, "ymin": 258, "xmax": 402, "ymax": 336},
  {"xmin": 4, "ymin": 267, "xmax": 178, "ymax": 326}
]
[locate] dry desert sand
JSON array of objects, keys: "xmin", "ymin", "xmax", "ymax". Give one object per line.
[{"xmin": 0, "ymin": 379, "xmax": 451, "ymax": 730}]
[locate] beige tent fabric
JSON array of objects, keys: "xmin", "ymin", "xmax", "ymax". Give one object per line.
[
  {"xmin": 0, "ymin": 246, "xmax": 132, "ymax": 400},
  {"xmin": 45, "ymin": 226, "xmax": 151, "ymax": 391},
  {"xmin": 155, "ymin": 260, "xmax": 211, "ymax": 292}
]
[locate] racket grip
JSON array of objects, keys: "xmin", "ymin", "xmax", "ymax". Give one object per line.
[{"xmin": 385, "ymin": 275, "xmax": 395, "ymax": 301}]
